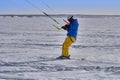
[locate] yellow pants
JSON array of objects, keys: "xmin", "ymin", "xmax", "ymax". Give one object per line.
[{"xmin": 62, "ymin": 36, "xmax": 76, "ymax": 57}]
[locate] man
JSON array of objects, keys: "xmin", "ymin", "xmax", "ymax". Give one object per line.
[{"xmin": 57, "ymin": 16, "xmax": 79, "ymax": 59}]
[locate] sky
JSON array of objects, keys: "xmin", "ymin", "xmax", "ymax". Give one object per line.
[{"xmin": 0, "ymin": 0, "xmax": 120, "ymax": 15}]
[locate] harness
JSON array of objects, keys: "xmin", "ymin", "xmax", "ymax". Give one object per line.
[{"xmin": 69, "ymin": 36, "xmax": 76, "ymax": 43}]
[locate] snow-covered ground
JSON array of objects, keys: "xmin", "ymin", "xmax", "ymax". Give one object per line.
[{"xmin": 0, "ymin": 16, "xmax": 120, "ymax": 80}]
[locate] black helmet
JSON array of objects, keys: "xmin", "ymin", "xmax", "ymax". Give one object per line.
[{"xmin": 67, "ymin": 15, "xmax": 74, "ymax": 22}]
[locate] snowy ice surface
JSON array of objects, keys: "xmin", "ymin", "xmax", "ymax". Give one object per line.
[{"xmin": 0, "ymin": 16, "xmax": 120, "ymax": 80}]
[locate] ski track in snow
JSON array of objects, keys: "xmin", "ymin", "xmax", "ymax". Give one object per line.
[{"xmin": 0, "ymin": 16, "xmax": 120, "ymax": 80}]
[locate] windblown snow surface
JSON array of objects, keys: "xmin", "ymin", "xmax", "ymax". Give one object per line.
[{"xmin": 0, "ymin": 15, "xmax": 120, "ymax": 80}]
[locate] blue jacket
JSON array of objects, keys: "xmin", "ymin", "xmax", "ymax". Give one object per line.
[{"xmin": 67, "ymin": 19, "xmax": 79, "ymax": 39}]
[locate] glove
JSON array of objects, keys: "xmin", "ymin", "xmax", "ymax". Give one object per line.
[
  {"xmin": 61, "ymin": 26, "xmax": 66, "ymax": 30},
  {"xmin": 61, "ymin": 25, "xmax": 69, "ymax": 30}
]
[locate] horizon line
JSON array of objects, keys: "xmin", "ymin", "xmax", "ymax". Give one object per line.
[{"xmin": 0, "ymin": 13, "xmax": 120, "ymax": 16}]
